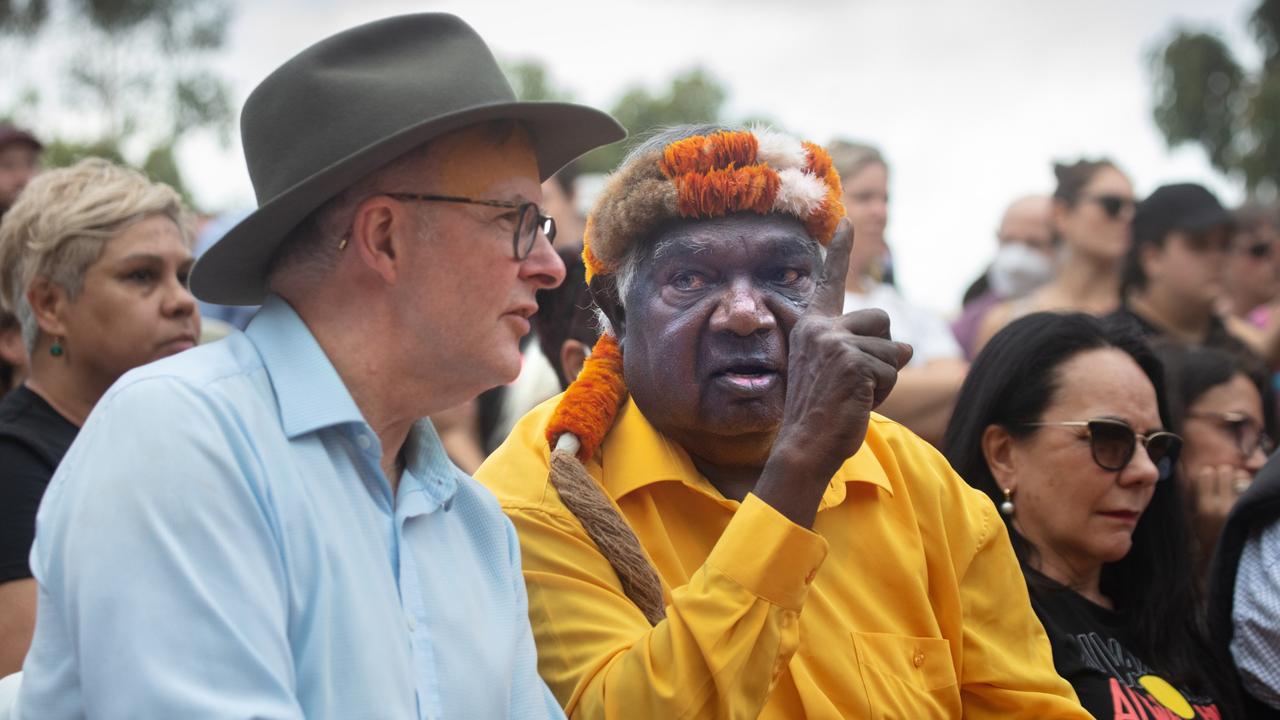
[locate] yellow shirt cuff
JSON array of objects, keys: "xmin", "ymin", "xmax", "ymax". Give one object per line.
[{"xmin": 704, "ymin": 493, "xmax": 830, "ymax": 610}]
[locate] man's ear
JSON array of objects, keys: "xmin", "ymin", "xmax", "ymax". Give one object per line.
[
  {"xmin": 350, "ymin": 196, "xmax": 403, "ymax": 285},
  {"xmin": 981, "ymin": 423, "xmax": 1019, "ymax": 494},
  {"xmin": 26, "ymin": 277, "xmax": 69, "ymax": 338},
  {"xmin": 589, "ymin": 276, "xmax": 626, "ymax": 341}
]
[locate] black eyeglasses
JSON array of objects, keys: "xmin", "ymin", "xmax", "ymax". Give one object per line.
[
  {"xmin": 381, "ymin": 193, "xmax": 556, "ymax": 260},
  {"xmin": 1024, "ymin": 419, "xmax": 1182, "ymax": 480},
  {"xmin": 1186, "ymin": 411, "xmax": 1275, "ymax": 459},
  {"xmin": 1081, "ymin": 194, "xmax": 1136, "ymax": 220}
]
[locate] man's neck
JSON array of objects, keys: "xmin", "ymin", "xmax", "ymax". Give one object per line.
[
  {"xmin": 1127, "ymin": 290, "xmax": 1212, "ymax": 344},
  {"xmin": 285, "ymin": 291, "xmax": 426, "ymax": 498}
]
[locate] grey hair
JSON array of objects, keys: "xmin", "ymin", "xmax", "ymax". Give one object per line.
[{"xmin": 0, "ymin": 158, "xmax": 192, "ymax": 354}]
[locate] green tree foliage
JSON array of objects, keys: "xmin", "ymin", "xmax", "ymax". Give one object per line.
[
  {"xmin": 1, "ymin": 0, "xmax": 235, "ymax": 204},
  {"xmin": 1151, "ymin": 0, "xmax": 1280, "ymax": 191}
]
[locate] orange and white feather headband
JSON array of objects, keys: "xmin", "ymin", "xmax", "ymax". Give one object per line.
[{"xmin": 546, "ymin": 127, "xmax": 846, "ymax": 461}]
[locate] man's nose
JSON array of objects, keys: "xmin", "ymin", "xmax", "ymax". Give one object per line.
[{"xmin": 709, "ymin": 278, "xmax": 776, "ymax": 336}]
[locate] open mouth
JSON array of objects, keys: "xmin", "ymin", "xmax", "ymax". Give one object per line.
[{"xmin": 712, "ymin": 363, "xmax": 780, "ymax": 395}]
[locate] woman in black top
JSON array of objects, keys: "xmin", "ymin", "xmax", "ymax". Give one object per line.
[
  {"xmin": 943, "ymin": 312, "xmax": 1239, "ymax": 719},
  {"xmin": 0, "ymin": 158, "xmax": 200, "ymax": 675}
]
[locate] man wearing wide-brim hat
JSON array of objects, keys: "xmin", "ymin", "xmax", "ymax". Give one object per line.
[{"xmin": 16, "ymin": 13, "xmax": 622, "ymax": 718}]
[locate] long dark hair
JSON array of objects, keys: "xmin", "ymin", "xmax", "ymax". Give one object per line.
[{"xmin": 942, "ymin": 312, "xmax": 1234, "ymax": 706}]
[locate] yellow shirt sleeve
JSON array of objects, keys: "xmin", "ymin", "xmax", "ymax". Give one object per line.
[
  {"xmin": 509, "ymin": 492, "xmax": 827, "ymax": 719},
  {"xmin": 953, "ymin": 497, "xmax": 1089, "ymax": 718}
]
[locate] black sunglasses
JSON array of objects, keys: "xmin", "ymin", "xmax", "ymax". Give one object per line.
[
  {"xmin": 1081, "ymin": 194, "xmax": 1135, "ymax": 220},
  {"xmin": 1024, "ymin": 419, "xmax": 1182, "ymax": 480}
]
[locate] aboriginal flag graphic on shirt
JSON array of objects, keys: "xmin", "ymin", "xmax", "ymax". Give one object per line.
[{"xmin": 1030, "ymin": 586, "xmax": 1222, "ymax": 719}]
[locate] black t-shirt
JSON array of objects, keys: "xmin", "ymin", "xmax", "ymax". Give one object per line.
[
  {"xmin": 1030, "ymin": 581, "xmax": 1222, "ymax": 719},
  {"xmin": 1107, "ymin": 306, "xmax": 1252, "ymax": 357},
  {"xmin": 0, "ymin": 385, "xmax": 78, "ymax": 583}
]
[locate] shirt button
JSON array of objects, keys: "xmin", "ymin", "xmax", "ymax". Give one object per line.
[
  {"xmin": 356, "ymin": 434, "xmax": 372, "ymax": 450},
  {"xmin": 406, "ymin": 614, "xmax": 417, "ymax": 632},
  {"xmin": 804, "ymin": 569, "xmax": 817, "ymax": 584},
  {"xmin": 780, "ymin": 611, "xmax": 794, "ymax": 628},
  {"xmin": 912, "ymin": 650, "xmax": 925, "ymax": 668}
]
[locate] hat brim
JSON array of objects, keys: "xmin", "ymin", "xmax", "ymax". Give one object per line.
[{"xmin": 191, "ymin": 101, "xmax": 624, "ymax": 305}]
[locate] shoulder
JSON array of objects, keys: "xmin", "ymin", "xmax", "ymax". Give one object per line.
[
  {"xmin": 863, "ymin": 414, "xmax": 1002, "ymax": 546},
  {"xmin": 475, "ymin": 394, "xmax": 560, "ymax": 509}
]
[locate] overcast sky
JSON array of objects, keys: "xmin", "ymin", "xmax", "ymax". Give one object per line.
[{"xmin": 26, "ymin": 0, "xmax": 1266, "ymax": 313}]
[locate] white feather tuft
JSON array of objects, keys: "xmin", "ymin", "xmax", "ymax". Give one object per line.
[
  {"xmin": 773, "ymin": 168, "xmax": 827, "ymax": 217},
  {"xmin": 753, "ymin": 127, "xmax": 806, "ymax": 170}
]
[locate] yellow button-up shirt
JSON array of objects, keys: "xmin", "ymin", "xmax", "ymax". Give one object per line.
[{"xmin": 477, "ymin": 397, "xmax": 1088, "ymax": 719}]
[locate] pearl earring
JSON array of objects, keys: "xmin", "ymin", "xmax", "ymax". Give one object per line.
[{"xmin": 1000, "ymin": 487, "xmax": 1015, "ymax": 517}]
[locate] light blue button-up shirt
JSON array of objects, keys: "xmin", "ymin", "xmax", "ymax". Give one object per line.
[{"xmin": 18, "ymin": 295, "xmax": 564, "ymax": 719}]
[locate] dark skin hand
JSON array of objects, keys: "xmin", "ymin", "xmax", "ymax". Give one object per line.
[{"xmin": 753, "ymin": 219, "xmax": 912, "ymax": 528}]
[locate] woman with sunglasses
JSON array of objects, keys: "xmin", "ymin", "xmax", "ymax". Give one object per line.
[
  {"xmin": 975, "ymin": 159, "xmax": 1135, "ymax": 353},
  {"xmin": 944, "ymin": 312, "xmax": 1238, "ymax": 719},
  {"xmin": 1157, "ymin": 344, "xmax": 1272, "ymax": 584}
]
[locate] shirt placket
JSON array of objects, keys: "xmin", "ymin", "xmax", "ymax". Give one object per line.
[{"xmin": 348, "ymin": 425, "xmax": 440, "ymax": 719}]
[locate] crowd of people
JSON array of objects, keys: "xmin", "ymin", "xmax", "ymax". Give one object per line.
[{"xmin": 0, "ymin": 11, "xmax": 1279, "ymax": 720}]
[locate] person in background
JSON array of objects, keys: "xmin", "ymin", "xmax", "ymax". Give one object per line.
[
  {"xmin": 952, "ymin": 195, "xmax": 1054, "ymax": 359},
  {"xmin": 0, "ymin": 158, "xmax": 200, "ymax": 677},
  {"xmin": 1218, "ymin": 202, "xmax": 1280, "ymax": 368},
  {"xmin": 0, "ymin": 311, "xmax": 24, "ymax": 395},
  {"xmin": 1208, "ymin": 453, "xmax": 1280, "ymax": 719},
  {"xmin": 944, "ymin": 312, "xmax": 1238, "ymax": 719},
  {"xmin": 1109, "ymin": 183, "xmax": 1245, "ymax": 355},
  {"xmin": 1158, "ymin": 343, "xmax": 1271, "ymax": 584},
  {"xmin": 0, "ymin": 124, "xmax": 41, "ymax": 221},
  {"xmin": 976, "ymin": 159, "xmax": 1135, "ymax": 352},
  {"xmin": 478, "ymin": 125, "xmax": 1089, "ymax": 719},
  {"xmin": 533, "ymin": 244, "xmax": 598, "ymax": 389},
  {"xmin": 830, "ymin": 139, "xmax": 967, "ymax": 445},
  {"xmin": 1221, "ymin": 202, "xmax": 1280, "ymax": 325},
  {"xmin": 15, "ymin": 13, "xmax": 622, "ymax": 717},
  {"xmin": 0, "ymin": 125, "xmax": 42, "ymax": 398}
]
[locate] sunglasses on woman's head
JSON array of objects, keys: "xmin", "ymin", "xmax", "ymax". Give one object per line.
[
  {"xmin": 1081, "ymin": 194, "xmax": 1135, "ymax": 220},
  {"xmin": 1023, "ymin": 418, "xmax": 1182, "ymax": 481}
]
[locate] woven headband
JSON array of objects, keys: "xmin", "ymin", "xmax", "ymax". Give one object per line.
[{"xmin": 581, "ymin": 128, "xmax": 845, "ymax": 283}]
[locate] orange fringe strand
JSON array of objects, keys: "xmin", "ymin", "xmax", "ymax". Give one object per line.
[
  {"xmin": 660, "ymin": 131, "xmax": 759, "ymax": 178},
  {"xmin": 546, "ymin": 335, "xmax": 628, "ymax": 462},
  {"xmin": 674, "ymin": 165, "xmax": 780, "ymax": 219}
]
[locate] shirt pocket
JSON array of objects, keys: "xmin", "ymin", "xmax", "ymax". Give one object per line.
[{"xmin": 851, "ymin": 631, "xmax": 960, "ymax": 720}]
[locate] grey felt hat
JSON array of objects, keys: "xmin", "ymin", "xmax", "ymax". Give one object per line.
[{"xmin": 190, "ymin": 13, "xmax": 625, "ymax": 305}]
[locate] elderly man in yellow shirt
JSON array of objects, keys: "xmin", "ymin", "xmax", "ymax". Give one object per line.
[{"xmin": 476, "ymin": 125, "xmax": 1089, "ymax": 719}]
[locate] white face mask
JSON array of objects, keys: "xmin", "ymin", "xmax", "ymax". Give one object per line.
[{"xmin": 987, "ymin": 243, "xmax": 1055, "ymax": 298}]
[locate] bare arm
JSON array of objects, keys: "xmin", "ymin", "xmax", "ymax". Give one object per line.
[{"xmin": 0, "ymin": 578, "xmax": 35, "ymax": 676}]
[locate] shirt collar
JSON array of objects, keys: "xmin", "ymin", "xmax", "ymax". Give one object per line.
[
  {"xmin": 598, "ymin": 397, "xmax": 893, "ymax": 506},
  {"xmin": 246, "ymin": 294, "xmax": 366, "ymax": 439}
]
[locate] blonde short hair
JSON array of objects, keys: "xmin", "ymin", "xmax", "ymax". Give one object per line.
[
  {"xmin": 827, "ymin": 139, "xmax": 885, "ymax": 182},
  {"xmin": 0, "ymin": 157, "xmax": 192, "ymax": 352}
]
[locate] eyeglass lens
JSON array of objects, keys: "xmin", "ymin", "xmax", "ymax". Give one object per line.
[
  {"xmin": 514, "ymin": 203, "xmax": 556, "ymax": 260},
  {"xmin": 1093, "ymin": 195, "xmax": 1131, "ymax": 219},
  {"xmin": 1086, "ymin": 420, "xmax": 1180, "ymax": 479}
]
